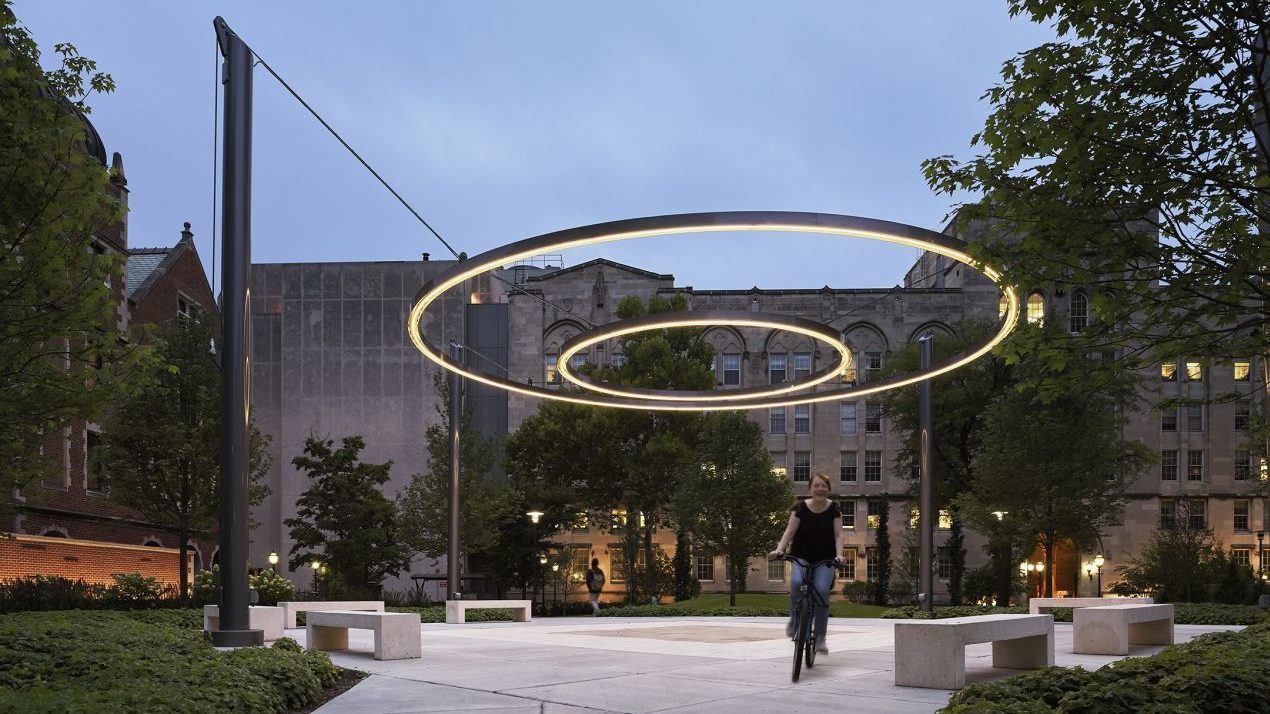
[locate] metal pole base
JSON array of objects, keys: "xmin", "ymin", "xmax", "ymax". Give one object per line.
[{"xmin": 211, "ymin": 629, "xmax": 265, "ymax": 647}]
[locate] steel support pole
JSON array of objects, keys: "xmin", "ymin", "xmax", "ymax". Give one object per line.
[
  {"xmin": 211, "ymin": 17, "xmax": 262, "ymax": 647},
  {"xmin": 918, "ymin": 333, "xmax": 934, "ymax": 614},
  {"xmin": 447, "ymin": 340, "xmax": 463, "ymax": 600}
]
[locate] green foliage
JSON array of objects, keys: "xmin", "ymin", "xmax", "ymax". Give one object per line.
[
  {"xmin": 599, "ymin": 604, "xmax": 789, "ymax": 617},
  {"xmin": 383, "ymin": 580, "xmax": 433, "ymax": 608},
  {"xmin": 872, "ymin": 499, "xmax": 891, "ymax": 605},
  {"xmin": 842, "ymin": 581, "xmax": 872, "ymax": 604},
  {"xmin": 0, "ymin": 610, "xmax": 341, "ymax": 712},
  {"xmin": 248, "ymin": 569, "xmax": 295, "ymax": 607},
  {"xmin": 285, "ymin": 434, "xmax": 412, "ymax": 594},
  {"xmin": 1113, "ymin": 517, "xmax": 1262, "ymax": 604},
  {"xmin": 672, "ymin": 528, "xmax": 698, "ymax": 602},
  {"xmin": 0, "ymin": 0, "xmax": 140, "ymax": 506},
  {"xmin": 192, "ymin": 567, "xmax": 219, "ymax": 608},
  {"xmin": 384, "ymin": 606, "xmax": 515, "ymax": 623},
  {"xmin": 882, "ymin": 602, "xmax": 1268, "ymax": 626},
  {"xmin": 882, "ymin": 604, "xmax": 1028, "ymax": 620},
  {"xmin": 941, "ymin": 619, "xmax": 1270, "ymax": 713},
  {"xmin": 611, "ymin": 546, "xmax": 676, "ymax": 604},
  {"xmin": 0, "ymin": 574, "xmax": 188, "ymax": 613},
  {"xmin": 105, "ymin": 573, "xmax": 162, "ymax": 607}
]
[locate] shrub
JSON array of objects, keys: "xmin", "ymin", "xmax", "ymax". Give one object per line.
[
  {"xmin": 383, "ymin": 581, "xmax": 432, "ymax": 608},
  {"xmin": 841, "ymin": 580, "xmax": 872, "ymax": 603},
  {"xmin": 882, "ymin": 605, "xmax": 1027, "ymax": 619},
  {"xmin": 192, "ymin": 567, "xmax": 219, "ymax": 607},
  {"xmin": 105, "ymin": 573, "xmax": 165, "ymax": 608},
  {"xmin": 249, "ymin": 569, "xmax": 295, "ymax": 606}
]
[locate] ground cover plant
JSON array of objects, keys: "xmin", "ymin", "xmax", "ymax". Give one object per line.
[
  {"xmin": 939, "ymin": 620, "xmax": 1270, "ymax": 713},
  {"xmin": 881, "ymin": 603, "xmax": 1268, "ymax": 625},
  {"xmin": 0, "ymin": 610, "xmax": 341, "ymax": 712}
]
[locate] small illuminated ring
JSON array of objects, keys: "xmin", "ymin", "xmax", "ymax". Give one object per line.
[
  {"xmin": 408, "ymin": 211, "xmax": 1021, "ymax": 411},
  {"xmin": 556, "ymin": 310, "xmax": 852, "ymax": 402}
]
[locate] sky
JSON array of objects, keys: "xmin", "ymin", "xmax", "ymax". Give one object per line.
[{"xmin": 13, "ymin": 1, "xmax": 1057, "ymax": 293}]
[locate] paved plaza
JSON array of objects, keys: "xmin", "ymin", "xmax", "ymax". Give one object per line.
[{"xmin": 306, "ymin": 616, "xmax": 1239, "ymax": 713}]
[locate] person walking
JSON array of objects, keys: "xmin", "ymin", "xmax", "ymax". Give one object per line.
[
  {"xmin": 768, "ymin": 472, "xmax": 844, "ymax": 654},
  {"xmin": 585, "ymin": 558, "xmax": 606, "ymax": 616}
]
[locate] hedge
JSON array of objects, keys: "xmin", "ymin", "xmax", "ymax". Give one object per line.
[
  {"xmin": 598, "ymin": 604, "xmax": 789, "ymax": 617},
  {"xmin": 940, "ymin": 620, "xmax": 1270, "ymax": 713},
  {"xmin": 0, "ymin": 610, "xmax": 340, "ymax": 712},
  {"xmin": 882, "ymin": 603, "xmax": 1268, "ymax": 625}
]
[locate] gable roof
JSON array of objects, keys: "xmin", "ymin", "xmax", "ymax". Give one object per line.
[
  {"xmin": 125, "ymin": 248, "xmax": 171, "ymax": 299},
  {"xmin": 525, "ymin": 258, "xmax": 672, "ymax": 283}
]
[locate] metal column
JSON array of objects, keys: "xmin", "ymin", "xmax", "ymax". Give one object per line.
[
  {"xmin": 211, "ymin": 17, "xmax": 262, "ymax": 647},
  {"xmin": 917, "ymin": 333, "xmax": 934, "ymax": 614},
  {"xmin": 447, "ymin": 340, "xmax": 463, "ymax": 600}
]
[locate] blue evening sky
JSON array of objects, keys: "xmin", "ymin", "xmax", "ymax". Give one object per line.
[{"xmin": 14, "ymin": 2, "xmax": 1055, "ymax": 292}]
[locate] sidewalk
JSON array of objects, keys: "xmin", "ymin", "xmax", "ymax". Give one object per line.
[{"xmin": 309, "ymin": 616, "xmax": 1236, "ymax": 713}]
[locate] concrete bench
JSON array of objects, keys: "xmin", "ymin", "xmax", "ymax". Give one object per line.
[
  {"xmin": 1073, "ymin": 603, "xmax": 1173, "ymax": 655},
  {"xmin": 894, "ymin": 614, "xmax": 1054, "ymax": 689},
  {"xmin": 203, "ymin": 605, "xmax": 284, "ymax": 641},
  {"xmin": 445, "ymin": 599, "xmax": 532, "ymax": 624},
  {"xmin": 277, "ymin": 600, "xmax": 384, "ymax": 629},
  {"xmin": 1028, "ymin": 596, "xmax": 1152, "ymax": 614},
  {"xmin": 306, "ymin": 610, "xmax": 421, "ymax": 660}
]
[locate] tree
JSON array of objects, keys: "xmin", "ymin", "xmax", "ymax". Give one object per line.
[
  {"xmin": 872, "ymin": 498, "xmax": 892, "ymax": 606},
  {"xmin": 957, "ymin": 357, "xmax": 1151, "ymax": 597},
  {"xmin": 1113, "ymin": 503, "xmax": 1259, "ymax": 604},
  {"xmin": 96, "ymin": 317, "xmax": 270, "ymax": 603},
  {"xmin": 396, "ymin": 373, "xmax": 517, "ymax": 564},
  {"xmin": 923, "ymin": 2, "xmax": 1269, "ymax": 382},
  {"xmin": 1, "ymin": 3, "xmax": 137, "ymax": 503},
  {"xmin": 878, "ymin": 321, "xmax": 1014, "ymax": 603},
  {"xmin": 285, "ymin": 435, "xmax": 411, "ymax": 595},
  {"xmin": 675, "ymin": 412, "xmax": 792, "ymax": 606}
]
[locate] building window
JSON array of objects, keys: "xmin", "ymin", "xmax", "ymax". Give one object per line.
[
  {"xmin": 792, "ymin": 451, "xmax": 811, "ymax": 482},
  {"xmin": 863, "ymin": 351, "xmax": 883, "ymax": 382},
  {"xmin": 768, "ymin": 558, "xmax": 786, "ymax": 582},
  {"xmin": 864, "ymin": 451, "xmax": 882, "ymax": 482},
  {"xmin": 937, "ymin": 547, "xmax": 953, "ymax": 580},
  {"xmin": 793, "ymin": 405, "xmax": 810, "ymax": 434},
  {"xmin": 1234, "ymin": 499, "xmax": 1249, "ymax": 531},
  {"xmin": 1161, "ymin": 407, "xmax": 1178, "ymax": 432},
  {"xmin": 1026, "ymin": 292, "xmax": 1044, "ymax": 324},
  {"xmin": 568, "ymin": 352, "xmax": 588, "ymax": 371},
  {"xmin": 769, "ymin": 353, "xmax": 787, "ymax": 384},
  {"xmin": 938, "ymin": 509, "xmax": 953, "ymax": 530},
  {"xmin": 570, "ymin": 547, "xmax": 590, "ymax": 581},
  {"xmin": 839, "ymin": 548, "xmax": 857, "ymax": 580},
  {"xmin": 694, "ymin": 555, "xmax": 714, "ymax": 582},
  {"xmin": 842, "ymin": 355, "xmax": 858, "ymax": 384},
  {"xmin": 1235, "ymin": 450, "xmax": 1251, "ymax": 481},
  {"xmin": 610, "ymin": 548, "xmax": 627, "ymax": 583},
  {"xmin": 545, "ymin": 355, "xmax": 560, "ymax": 386},
  {"xmin": 611, "ymin": 352, "xmax": 626, "ymax": 368},
  {"xmin": 1232, "ymin": 547, "xmax": 1252, "ymax": 569},
  {"xmin": 769, "ymin": 408, "xmax": 786, "ymax": 434},
  {"xmin": 86, "ymin": 431, "xmax": 103, "ymax": 493},
  {"xmin": 724, "ymin": 555, "xmax": 736, "ymax": 583},
  {"xmin": 771, "ymin": 452, "xmax": 787, "ymax": 479},
  {"xmin": 1069, "ymin": 291, "xmax": 1088, "ymax": 333},
  {"xmin": 1161, "ymin": 450, "xmax": 1178, "ymax": 481},
  {"xmin": 839, "ymin": 499, "xmax": 855, "ymax": 529},
  {"xmin": 1235, "ymin": 402, "xmax": 1251, "ymax": 431},
  {"xmin": 840, "ymin": 451, "xmax": 857, "ymax": 483},
  {"xmin": 998, "ymin": 294, "xmax": 1009, "ymax": 318},
  {"xmin": 840, "ymin": 402, "xmax": 857, "ymax": 434},
  {"xmin": 1262, "ymin": 551, "xmax": 1270, "ymax": 577},
  {"xmin": 1160, "ymin": 499, "xmax": 1176, "ymax": 529},
  {"xmin": 1161, "ymin": 360, "xmax": 1177, "ymax": 381},
  {"xmin": 722, "ymin": 353, "xmax": 740, "ymax": 386},
  {"xmin": 865, "ymin": 403, "xmax": 882, "ymax": 433},
  {"xmin": 572, "ymin": 512, "xmax": 589, "ymax": 533},
  {"xmin": 1187, "ymin": 450, "xmax": 1204, "ymax": 481},
  {"xmin": 177, "ymin": 295, "xmax": 194, "ymax": 320},
  {"xmin": 1234, "ymin": 360, "xmax": 1250, "ymax": 381},
  {"xmin": 1187, "ymin": 498, "xmax": 1207, "ymax": 529},
  {"xmin": 793, "ymin": 352, "xmax": 812, "ymax": 380},
  {"xmin": 1186, "ymin": 403, "xmax": 1203, "ymax": 432},
  {"xmin": 1185, "ymin": 360, "xmax": 1202, "ymax": 381},
  {"xmin": 866, "ymin": 547, "xmax": 880, "ymax": 581},
  {"xmin": 867, "ymin": 500, "xmax": 885, "ymax": 529}
]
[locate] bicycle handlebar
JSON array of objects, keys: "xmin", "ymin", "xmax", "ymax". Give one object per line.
[{"xmin": 770, "ymin": 554, "xmax": 839, "ymax": 568}]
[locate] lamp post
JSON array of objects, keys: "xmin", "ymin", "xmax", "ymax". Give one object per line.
[
  {"xmin": 309, "ymin": 560, "xmax": 321, "ymax": 596},
  {"xmin": 526, "ymin": 510, "xmax": 544, "ymax": 524},
  {"xmin": 990, "ymin": 510, "xmax": 1010, "ymax": 606},
  {"xmin": 1034, "ymin": 560, "xmax": 1045, "ymax": 598},
  {"xmin": 1085, "ymin": 561, "xmax": 1094, "ymax": 597},
  {"xmin": 1093, "ymin": 554, "xmax": 1105, "ymax": 597},
  {"xmin": 551, "ymin": 562, "xmax": 560, "ymax": 614},
  {"xmin": 1257, "ymin": 530, "xmax": 1265, "ymax": 581},
  {"xmin": 267, "ymin": 551, "xmax": 279, "ymax": 571}
]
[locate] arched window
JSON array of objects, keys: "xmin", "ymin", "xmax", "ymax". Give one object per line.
[
  {"xmin": 1026, "ymin": 292, "xmax": 1045, "ymax": 325},
  {"xmin": 1069, "ymin": 291, "xmax": 1089, "ymax": 334}
]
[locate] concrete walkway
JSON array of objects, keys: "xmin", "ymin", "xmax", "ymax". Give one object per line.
[{"xmin": 305, "ymin": 616, "xmax": 1237, "ymax": 713}]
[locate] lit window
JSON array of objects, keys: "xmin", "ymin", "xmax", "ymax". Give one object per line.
[
  {"xmin": 842, "ymin": 355, "xmax": 858, "ymax": 383},
  {"xmin": 1234, "ymin": 450, "xmax": 1250, "ymax": 481},
  {"xmin": 867, "ymin": 500, "xmax": 885, "ymax": 529},
  {"xmin": 1185, "ymin": 361, "xmax": 1202, "ymax": 381},
  {"xmin": 1026, "ymin": 292, "xmax": 1045, "ymax": 324},
  {"xmin": 545, "ymin": 355, "xmax": 560, "ymax": 386},
  {"xmin": 865, "ymin": 403, "xmax": 882, "ymax": 433},
  {"xmin": 1233, "ymin": 360, "xmax": 1250, "ymax": 381},
  {"xmin": 794, "ymin": 405, "xmax": 810, "ymax": 434},
  {"xmin": 938, "ymin": 509, "xmax": 953, "ymax": 530},
  {"xmin": 769, "ymin": 408, "xmax": 786, "ymax": 434},
  {"xmin": 840, "ymin": 402, "xmax": 857, "ymax": 434},
  {"xmin": 1234, "ymin": 500, "xmax": 1249, "ymax": 531},
  {"xmin": 1187, "ymin": 450, "xmax": 1204, "ymax": 481},
  {"xmin": 1161, "ymin": 450, "xmax": 1178, "ymax": 481},
  {"xmin": 767, "ymin": 559, "xmax": 786, "ymax": 582},
  {"xmin": 570, "ymin": 547, "xmax": 589, "ymax": 581},
  {"xmin": 793, "ymin": 352, "xmax": 811, "ymax": 380},
  {"xmin": 722, "ymin": 353, "xmax": 740, "ymax": 386},
  {"xmin": 1069, "ymin": 291, "xmax": 1088, "ymax": 333},
  {"xmin": 770, "ymin": 452, "xmax": 787, "ymax": 479},
  {"xmin": 571, "ymin": 512, "xmax": 589, "ymax": 533},
  {"xmin": 840, "ymin": 451, "xmax": 857, "ymax": 483},
  {"xmin": 839, "ymin": 500, "xmax": 855, "ymax": 529},
  {"xmin": 864, "ymin": 451, "xmax": 882, "ymax": 482},
  {"xmin": 792, "ymin": 451, "xmax": 811, "ymax": 482},
  {"xmin": 1235, "ymin": 402, "xmax": 1251, "ymax": 431},
  {"xmin": 769, "ymin": 353, "xmax": 787, "ymax": 384},
  {"xmin": 998, "ymin": 294, "xmax": 1009, "ymax": 318},
  {"xmin": 694, "ymin": 555, "xmax": 714, "ymax": 582},
  {"xmin": 1161, "ymin": 360, "xmax": 1177, "ymax": 381}
]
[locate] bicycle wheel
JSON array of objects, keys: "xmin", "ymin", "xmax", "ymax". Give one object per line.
[
  {"xmin": 805, "ymin": 616, "xmax": 817, "ymax": 669},
  {"xmin": 791, "ymin": 600, "xmax": 808, "ymax": 682}
]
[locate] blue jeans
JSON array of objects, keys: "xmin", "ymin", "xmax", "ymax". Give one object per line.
[{"xmin": 789, "ymin": 560, "xmax": 835, "ymax": 642}]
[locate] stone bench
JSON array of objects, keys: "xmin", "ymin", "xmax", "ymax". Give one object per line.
[
  {"xmin": 894, "ymin": 614, "xmax": 1054, "ymax": 689},
  {"xmin": 203, "ymin": 605, "xmax": 284, "ymax": 641},
  {"xmin": 1028, "ymin": 596, "xmax": 1153, "ymax": 614},
  {"xmin": 445, "ymin": 599, "xmax": 532, "ymax": 624},
  {"xmin": 306, "ymin": 610, "xmax": 421, "ymax": 660},
  {"xmin": 277, "ymin": 600, "xmax": 384, "ymax": 629},
  {"xmin": 1073, "ymin": 603, "xmax": 1173, "ymax": 655}
]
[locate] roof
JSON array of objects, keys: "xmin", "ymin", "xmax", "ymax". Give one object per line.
[
  {"xmin": 525, "ymin": 258, "xmax": 672, "ymax": 283},
  {"xmin": 125, "ymin": 248, "xmax": 171, "ymax": 299}
]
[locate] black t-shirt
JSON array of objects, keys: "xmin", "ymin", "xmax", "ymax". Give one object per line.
[{"xmin": 789, "ymin": 499, "xmax": 840, "ymax": 563}]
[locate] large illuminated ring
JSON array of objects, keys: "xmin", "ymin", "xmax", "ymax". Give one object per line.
[
  {"xmin": 409, "ymin": 211, "xmax": 1021, "ymax": 411},
  {"xmin": 557, "ymin": 311, "xmax": 852, "ymax": 401}
]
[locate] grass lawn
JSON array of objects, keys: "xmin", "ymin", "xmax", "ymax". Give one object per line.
[{"xmin": 675, "ymin": 593, "xmax": 889, "ymax": 618}]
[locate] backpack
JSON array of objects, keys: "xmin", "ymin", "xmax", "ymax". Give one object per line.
[{"xmin": 590, "ymin": 568, "xmax": 605, "ymax": 590}]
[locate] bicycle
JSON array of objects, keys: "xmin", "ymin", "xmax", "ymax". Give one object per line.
[{"xmin": 773, "ymin": 555, "xmax": 838, "ymax": 682}]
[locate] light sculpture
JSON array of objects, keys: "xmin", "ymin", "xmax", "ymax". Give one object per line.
[{"xmin": 409, "ymin": 211, "xmax": 1020, "ymax": 410}]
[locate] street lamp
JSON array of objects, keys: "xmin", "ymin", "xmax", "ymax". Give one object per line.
[
  {"xmin": 1257, "ymin": 530, "xmax": 1265, "ymax": 581},
  {"xmin": 527, "ymin": 510, "xmax": 544, "ymax": 524},
  {"xmin": 310, "ymin": 560, "xmax": 320, "ymax": 596},
  {"xmin": 1035, "ymin": 560, "xmax": 1045, "ymax": 597},
  {"xmin": 267, "ymin": 551, "xmax": 279, "ymax": 570},
  {"xmin": 551, "ymin": 562, "xmax": 560, "ymax": 614},
  {"xmin": 991, "ymin": 511, "xmax": 1008, "ymax": 521},
  {"xmin": 1093, "ymin": 554, "xmax": 1105, "ymax": 597}
]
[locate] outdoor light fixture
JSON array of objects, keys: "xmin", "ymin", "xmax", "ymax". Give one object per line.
[
  {"xmin": 552, "ymin": 564, "xmax": 559, "ymax": 572},
  {"xmin": 526, "ymin": 510, "xmax": 544, "ymax": 524},
  {"xmin": 991, "ymin": 510, "xmax": 1008, "ymax": 521},
  {"xmin": 1093, "ymin": 554, "xmax": 1105, "ymax": 596},
  {"xmin": 539, "ymin": 556, "xmax": 548, "ymax": 565},
  {"xmin": 310, "ymin": 560, "xmax": 320, "ymax": 571},
  {"xmin": 267, "ymin": 551, "xmax": 279, "ymax": 569},
  {"xmin": 1035, "ymin": 560, "xmax": 1044, "ymax": 572},
  {"xmin": 409, "ymin": 211, "xmax": 1021, "ymax": 411}
]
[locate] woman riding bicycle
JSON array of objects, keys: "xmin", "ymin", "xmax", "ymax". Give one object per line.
[{"xmin": 768, "ymin": 471, "xmax": 844, "ymax": 654}]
